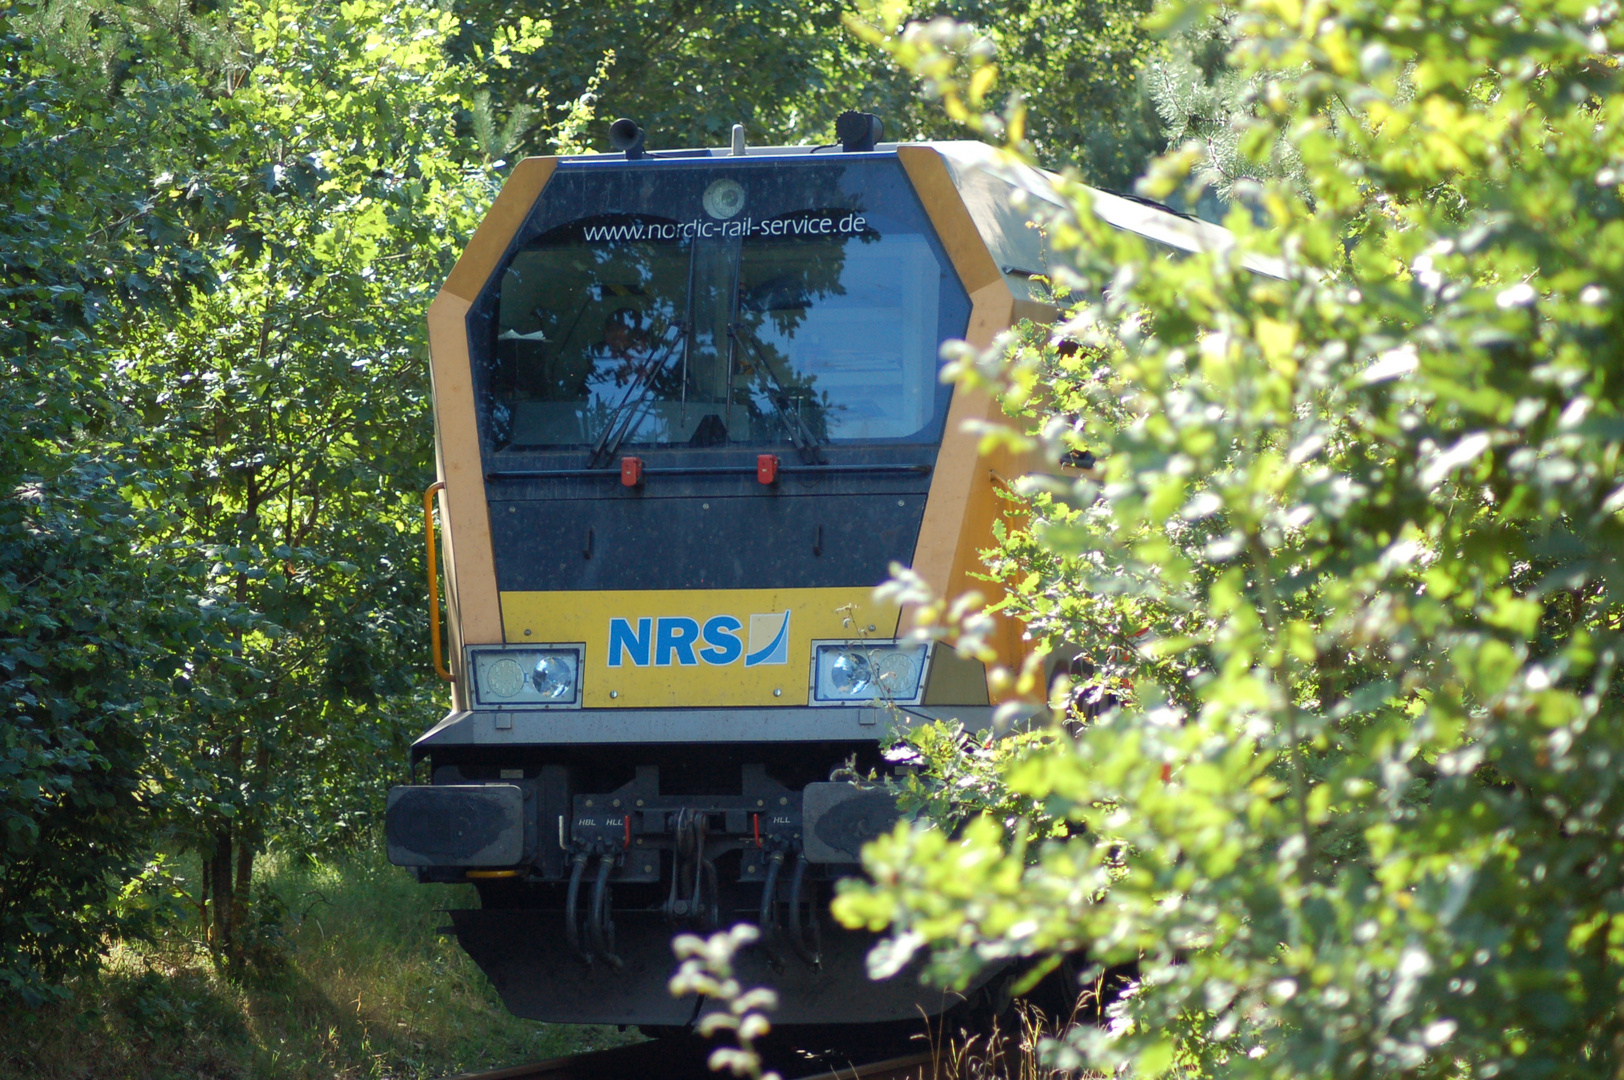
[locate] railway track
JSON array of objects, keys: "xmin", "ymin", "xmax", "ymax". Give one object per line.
[{"xmin": 442, "ymin": 1036, "xmax": 939, "ymax": 1080}]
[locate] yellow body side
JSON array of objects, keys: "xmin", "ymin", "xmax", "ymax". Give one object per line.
[{"xmin": 500, "ymin": 587, "xmax": 896, "ymax": 708}]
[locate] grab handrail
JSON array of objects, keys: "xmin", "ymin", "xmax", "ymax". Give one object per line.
[{"xmin": 423, "ymin": 481, "xmax": 452, "ymax": 682}]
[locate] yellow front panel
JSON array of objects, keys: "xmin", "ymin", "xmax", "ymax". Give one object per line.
[{"xmin": 500, "ymin": 588, "xmax": 898, "ymax": 708}]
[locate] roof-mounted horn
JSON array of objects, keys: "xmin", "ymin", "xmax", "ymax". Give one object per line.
[
  {"xmin": 835, "ymin": 111, "xmax": 883, "ymax": 152},
  {"xmin": 609, "ymin": 118, "xmax": 645, "ymax": 160}
]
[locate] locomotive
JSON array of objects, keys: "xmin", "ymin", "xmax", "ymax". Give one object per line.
[{"xmin": 385, "ymin": 116, "xmax": 1243, "ymax": 1027}]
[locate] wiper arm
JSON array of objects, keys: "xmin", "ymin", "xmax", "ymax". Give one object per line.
[
  {"xmin": 590, "ymin": 234, "xmax": 702, "ymax": 468},
  {"xmin": 727, "ymin": 323, "xmax": 826, "ymax": 465},
  {"xmin": 587, "ymin": 326, "xmax": 688, "ymax": 467}
]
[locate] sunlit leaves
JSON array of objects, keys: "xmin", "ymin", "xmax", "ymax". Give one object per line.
[
  {"xmin": 1, "ymin": 0, "xmax": 496, "ymax": 994},
  {"xmin": 836, "ymin": 0, "xmax": 1624, "ymax": 1077}
]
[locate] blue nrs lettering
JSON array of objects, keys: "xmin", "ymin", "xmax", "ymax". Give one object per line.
[
  {"xmin": 607, "ymin": 611, "xmax": 786, "ymax": 667},
  {"xmin": 699, "ymin": 615, "xmax": 743, "ymax": 665},
  {"xmin": 655, "ymin": 617, "xmax": 700, "ymax": 666},
  {"xmin": 607, "ymin": 617, "xmax": 651, "ymax": 667}
]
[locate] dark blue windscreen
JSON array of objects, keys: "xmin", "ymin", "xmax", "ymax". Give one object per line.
[{"xmin": 472, "ymin": 156, "xmax": 969, "ymax": 458}]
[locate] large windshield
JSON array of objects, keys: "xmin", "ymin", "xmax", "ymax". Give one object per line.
[{"xmin": 478, "ymin": 158, "xmax": 964, "ymax": 456}]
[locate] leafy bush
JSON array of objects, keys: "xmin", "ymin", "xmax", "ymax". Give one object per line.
[
  {"xmin": 836, "ymin": 1, "xmax": 1624, "ymax": 1077},
  {"xmin": 0, "ymin": 7, "xmax": 221, "ymax": 1001},
  {"xmin": 0, "ymin": 0, "xmax": 502, "ymax": 997},
  {"xmin": 0, "ymin": 470, "xmax": 199, "ymax": 1003}
]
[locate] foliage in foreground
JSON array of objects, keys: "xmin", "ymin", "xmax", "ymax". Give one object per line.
[{"xmin": 835, "ymin": 1, "xmax": 1624, "ymax": 1078}]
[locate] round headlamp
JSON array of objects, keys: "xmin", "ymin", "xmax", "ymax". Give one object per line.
[
  {"xmin": 532, "ymin": 654, "xmax": 576, "ymax": 700},
  {"xmin": 872, "ymin": 650, "xmax": 918, "ymax": 694},
  {"xmin": 484, "ymin": 657, "xmax": 526, "ymax": 698},
  {"xmin": 829, "ymin": 650, "xmax": 873, "ymax": 696}
]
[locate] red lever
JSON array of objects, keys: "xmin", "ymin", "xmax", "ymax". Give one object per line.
[
  {"xmin": 620, "ymin": 456, "xmax": 643, "ymax": 487},
  {"xmin": 756, "ymin": 454, "xmax": 779, "ymax": 485}
]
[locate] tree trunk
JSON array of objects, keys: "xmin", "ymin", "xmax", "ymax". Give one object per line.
[
  {"xmin": 209, "ymin": 826, "xmax": 235, "ymax": 968},
  {"xmin": 199, "ymin": 855, "xmax": 212, "ymax": 940},
  {"xmin": 235, "ymin": 835, "xmax": 254, "ymax": 915},
  {"xmin": 234, "ymin": 741, "xmax": 271, "ymax": 936}
]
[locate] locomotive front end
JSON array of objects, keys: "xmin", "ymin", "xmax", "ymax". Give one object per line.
[{"xmin": 388, "ymin": 136, "xmax": 1073, "ymax": 1027}]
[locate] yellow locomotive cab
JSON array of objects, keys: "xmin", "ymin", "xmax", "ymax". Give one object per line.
[{"xmin": 388, "ymin": 126, "xmax": 1248, "ymax": 1027}]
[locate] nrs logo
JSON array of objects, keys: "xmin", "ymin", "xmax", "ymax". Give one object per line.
[{"xmin": 607, "ymin": 612, "xmax": 790, "ymax": 668}]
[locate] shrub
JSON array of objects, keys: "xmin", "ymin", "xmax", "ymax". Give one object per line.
[{"xmin": 836, "ymin": 2, "xmax": 1624, "ymax": 1076}]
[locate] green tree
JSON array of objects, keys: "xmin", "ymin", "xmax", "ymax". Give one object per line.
[
  {"xmin": 0, "ymin": 3, "xmax": 228, "ymax": 1002},
  {"xmin": 835, "ymin": 1, "xmax": 1624, "ymax": 1077},
  {"xmin": 103, "ymin": 0, "xmax": 499, "ymax": 968},
  {"xmin": 0, "ymin": 0, "xmax": 507, "ymax": 990},
  {"xmin": 455, "ymin": 0, "xmax": 1166, "ymax": 190},
  {"xmin": 455, "ymin": 0, "xmax": 852, "ymax": 151},
  {"xmin": 887, "ymin": 0, "xmax": 1168, "ymax": 188}
]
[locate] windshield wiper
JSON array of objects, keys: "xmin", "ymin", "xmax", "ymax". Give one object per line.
[
  {"xmin": 726, "ymin": 323, "xmax": 826, "ymax": 464},
  {"xmin": 589, "ymin": 236, "xmax": 702, "ymax": 468},
  {"xmin": 591, "ymin": 235, "xmax": 704, "ymax": 464},
  {"xmin": 586, "ymin": 326, "xmax": 689, "ymax": 467}
]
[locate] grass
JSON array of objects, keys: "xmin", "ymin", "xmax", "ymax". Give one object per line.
[
  {"xmin": 924, "ymin": 1002, "xmax": 1092, "ymax": 1080},
  {"xmin": 0, "ymin": 842, "xmax": 636, "ymax": 1080}
]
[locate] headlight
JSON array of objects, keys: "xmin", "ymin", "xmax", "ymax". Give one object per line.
[
  {"xmin": 468, "ymin": 645, "xmax": 583, "ymax": 707},
  {"xmin": 531, "ymin": 653, "xmax": 576, "ymax": 700},
  {"xmin": 811, "ymin": 641, "xmax": 928, "ymax": 705}
]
